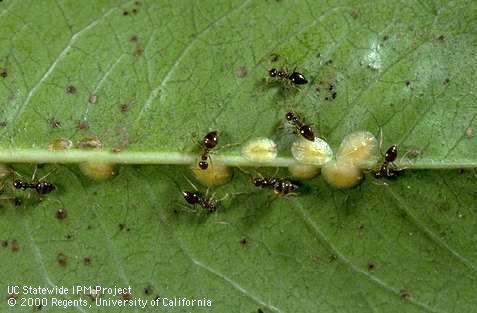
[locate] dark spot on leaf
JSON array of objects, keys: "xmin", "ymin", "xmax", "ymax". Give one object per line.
[
  {"xmin": 351, "ymin": 9, "xmax": 359, "ymax": 19},
  {"xmin": 1, "ymin": 240, "xmax": 7, "ymax": 248},
  {"xmin": 132, "ymin": 8, "xmax": 138, "ymax": 15},
  {"xmin": 325, "ymin": 59, "xmax": 333, "ymax": 65},
  {"xmin": 65, "ymin": 234, "xmax": 73, "ymax": 240},
  {"xmin": 367, "ymin": 260, "xmax": 376, "ymax": 270},
  {"xmin": 329, "ymin": 253, "xmax": 337, "ymax": 262},
  {"xmin": 257, "ymin": 309, "xmax": 264, "ymax": 313},
  {"xmin": 400, "ymin": 288, "xmax": 410, "ymax": 300},
  {"xmin": 315, "ymin": 85, "xmax": 320, "ymax": 93},
  {"xmin": 0, "ymin": 121, "xmax": 6, "ymax": 128},
  {"xmin": 36, "ymin": 304, "xmax": 43, "ymax": 311},
  {"xmin": 331, "ymin": 91, "xmax": 337, "ymax": 99},
  {"xmin": 269, "ymin": 53, "xmax": 279, "ymax": 62},
  {"xmin": 56, "ymin": 208, "xmax": 67, "ymax": 220},
  {"xmin": 0, "ymin": 68, "xmax": 7, "ymax": 78},
  {"xmin": 443, "ymin": 78, "xmax": 450, "ymax": 85},
  {"xmin": 154, "ymin": 294, "xmax": 161, "ymax": 301},
  {"xmin": 123, "ymin": 10, "xmax": 129, "ymax": 16},
  {"xmin": 459, "ymin": 169, "xmax": 465, "ymax": 174},
  {"xmin": 130, "ymin": 35, "xmax": 138, "ymax": 43},
  {"xmin": 324, "ymin": 96, "xmax": 330, "ymax": 101},
  {"xmin": 239, "ymin": 238, "xmax": 247, "ymax": 247},
  {"xmin": 83, "ymin": 256, "xmax": 92, "ymax": 265},
  {"xmin": 405, "ymin": 80, "xmax": 411, "ymax": 87},
  {"xmin": 144, "ymin": 285, "xmax": 153, "ymax": 295},
  {"xmin": 120, "ymin": 104, "xmax": 129, "ymax": 113},
  {"xmin": 78, "ymin": 121, "xmax": 90, "ymax": 130},
  {"xmin": 437, "ymin": 35, "xmax": 445, "ymax": 41},
  {"xmin": 65, "ymin": 85, "xmax": 77, "ymax": 94},
  {"xmin": 11, "ymin": 240, "xmax": 19, "ymax": 252},
  {"xmin": 235, "ymin": 66, "xmax": 248, "ymax": 78},
  {"xmin": 57, "ymin": 253, "xmax": 69, "ymax": 266},
  {"xmin": 383, "ymin": 35, "xmax": 389, "ymax": 41},
  {"xmin": 88, "ymin": 94, "xmax": 98, "ymax": 104}
]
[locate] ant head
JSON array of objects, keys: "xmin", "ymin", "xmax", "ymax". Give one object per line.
[
  {"xmin": 285, "ymin": 111, "xmax": 295, "ymax": 121},
  {"xmin": 252, "ymin": 177, "xmax": 265, "ymax": 187},
  {"xmin": 182, "ymin": 191, "xmax": 200, "ymax": 204},
  {"xmin": 384, "ymin": 145, "xmax": 398, "ymax": 162},
  {"xmin": 268, "ymin": 68, "xmax": 278, "ymax": 77},
  {"xmin": 300, "ymin": 125, "xmax": 315, "ymax": 141},
  {"xmin": 13, "ymin": 180, "xmax": 24, "ymax": 189},
  {"xmin": 203, "ymin": 131, "xmax": 218, "ymax": 149},
  {"xmin": 198, "ymin": 160, "xmax": 209, "ymax": 170}
]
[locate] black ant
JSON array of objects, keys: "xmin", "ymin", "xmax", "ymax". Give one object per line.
[
  {"xmin": 177, "ymin": 177, "xmax": 234, "ymax": 214},
  {"xmin": 13, "ymin": 180, "xmax": 55, "ymax": 194},
  {"xmin": 374, "ymin": 145, "xmax": 404, "ymax": 178},
  {"xmin": 268, "ymin": 68, "xmax": 308, "ymax": 86},
  {"xmin": 252, "ymin": 176, "xmax": 300, "ymax": 196},
  {"xmin": 12, "ymin": 166, "xmax": 56, "ymax": 196},
  {"xmin": 182, "ymin": 191, "xmax": 218, "ymax": 214},
  {"xmin": 285, "ymin": 111, "xmax": 315, "ymax": 141},
  {"xmin": 198, "ymin": 131, "xmax": 218, "ymax": 170}
]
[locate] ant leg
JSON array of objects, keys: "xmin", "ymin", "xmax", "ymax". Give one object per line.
[
  {"xmin": 183, "ymin": 175, "xmax": 199, "ymax": 191},
  {"xmin": 37, "ymin": 168, "xmax": 57, "ymax": 182}
]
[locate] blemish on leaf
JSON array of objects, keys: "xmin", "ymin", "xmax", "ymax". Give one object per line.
[
  {"xmin": 464, "ymin": 127, "xmax": 473, "ymax": 139},
  {"xmin": 437, "ymin": 35, "xmax": 445, "ymax": 41},
  {"xmin": 443, "ymin": 78, "xmax": 450, "ymax": 85},
  {"xmin": 65, "ymin": 234, "xmax": 73, "ymax": 240},
  {"xmin": 235, "ymin": 66, "xmax": 248, "ymax": 78},
  {"xmin": 134, "ymin": 43, "xmax": 144, "ymax": 57},
  {"xmin": 0, "ymin": 68, "xmax": 7, "ymax": 78},
  {"xmin": 11, "ymin": 240, "xmax": 19, "ymax": 252},
  {"xmin": 0, "ymin": 121, "xmax": 7, "ymax": 128},
  {"xmin": 131, "ymin": 8, "xmax": 138, "ymax": 15},
  {"xmin": 56, "ymin": 208, "xmax": 67, "ymax": 220},
  {"xmin": 7, "ymin": 293, "xmax": 18, "ymax": 300},
  {"xmin": 1, "ymin": 240, "xmax": 7, "ymax": 247},
  {"xmin": 77, "ymin": 121, "xmax": 90, "ymax": 130},
  {"xmin": 120, "ymin": 104, "xmax": 130, "ymax": 113},
  {"xmin": 405, "ymin": 80, "xmax": 411, "ymax": 87},
  {"xmin": 257, "ymin": 309, "xmax": 264, "ymax": 313},
  {"xmin": 65, "ymin": 85, "xmax": 77, "ymax": 94},
  {"xmin": 367, "ymin": 260, "xmax": 376, "ymax": 270},
  {"xmin": 122, "ymin": 10, "xmax": 129, "ymax": 16},
  {"xmin": 351, "ymin": 9, "xmax": 359, "ymax": 19},
  {"xmin": 121, "ymin": 293, "xmax": 132, "ymax": 300},
  {"xmin": 399, "ymin": 288, "xmax": 410, "ymax": 300},
  {"xmin": 130, "ymin": 35, "xmax": 139, "ymax": 43},
  {"xmin": 14, "ymin": 197, "xmax": 22, "ymax": 206},
  {"xmin": 383, "ymin": 35, "xmax": 389, "ymax": 41},
  {"xmin": 143, "ymin": 285, "xmax": 153, "ymax": 295},
  {"xmin": 57, "ymin": 253, "xmax": 69, "ymax": 266},
  {"xmin": 239, "ymin": 238, "xmax": 247, "ymax": 247},
  {"xmin": 119, "ymin": 223, "xmax": 130, "ymax": 232},
  {"xmin": 83, "ymin": 256, "xmax": 92, "ymax": 265},
  {"xmin": 88, "ymin": 94, "xmax": 98, "ymax": 104}
]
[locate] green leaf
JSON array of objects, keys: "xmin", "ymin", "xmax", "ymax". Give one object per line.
[{"xmin": 0, "ymin": 0, "xmax": 476, "ymax": 312}]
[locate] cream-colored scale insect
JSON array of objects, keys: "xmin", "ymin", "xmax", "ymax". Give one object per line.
[
  {"xmin": 241, "ymin": 137, "xmax": 278, "ymax": 162},
  {"xmin": 322, "ymin": 131, "xmax": 379, "ymax": 189}
]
